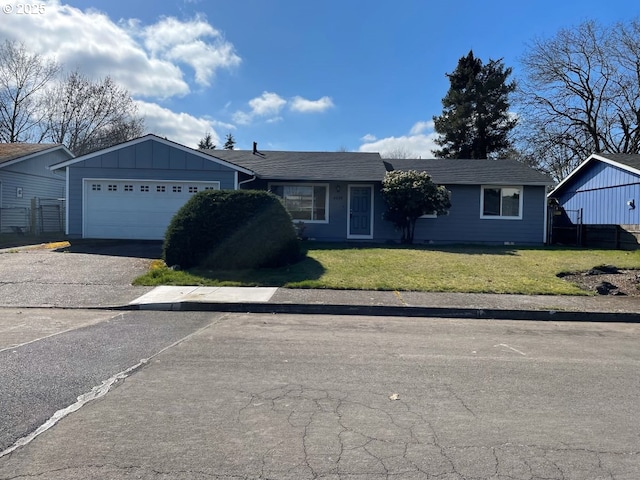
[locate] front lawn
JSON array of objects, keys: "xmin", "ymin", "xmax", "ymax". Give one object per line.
[{"xmin": 133, "ymin": 243, "xmax": 640, "ymax": 295}]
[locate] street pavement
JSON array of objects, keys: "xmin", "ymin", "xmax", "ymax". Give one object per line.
[
  {"xmin": 1, "ymin": 241, "xmax": 640, "ymax": 479},
  {"xmin": 1, "ymin": 311, "xmax": 639, "ymax": 479}
]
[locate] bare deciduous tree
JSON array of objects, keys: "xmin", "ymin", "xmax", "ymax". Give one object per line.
[
  {"xmin": 518, "ymin": 19, "xmax": 640, "ymax": 181},
  {"xmin": 43, "ymin": 71, "xmax": 144, "ymax": 155},
  {"xmin": 0, "ymin": 40, "xmax": 59, "ymax": 143},
  {"xmin": 381, "ymin": 147, "xmax": 417, "ymax": 159}
]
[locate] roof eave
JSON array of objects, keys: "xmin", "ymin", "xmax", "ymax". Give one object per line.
[
  {"xmin": 548, "ymin": 153, "xmax": 640, "ymax": 197},
  {"xmin": 1, "ymin": 144, "xmax": 73, "ymax": 169},
  {"xmin": 438, "ymin": 180, "xmax": 554, "ymax": 186}
]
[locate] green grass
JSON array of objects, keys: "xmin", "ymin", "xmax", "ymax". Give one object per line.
[{"xmin": 133, "ymin": 243, "xmax": 640, "ymax": 295}]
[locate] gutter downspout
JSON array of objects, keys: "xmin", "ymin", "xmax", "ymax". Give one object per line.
[{"xmin": 238, "ymin": 174, "xmax": 256, "ymax": 189}]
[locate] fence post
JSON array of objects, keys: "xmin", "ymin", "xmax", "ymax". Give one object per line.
[
  {"xmin": 30, "ymin": 197, "xmax": 37, "ymax": 235},
  {"xmin": 577, "ymin": 208, "xmax": 583, "ymax": 246}
]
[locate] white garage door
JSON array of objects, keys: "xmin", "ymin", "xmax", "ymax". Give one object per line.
[{"xmin": 84, "ymin": 179, "xmax": 220, "ymax": 240}]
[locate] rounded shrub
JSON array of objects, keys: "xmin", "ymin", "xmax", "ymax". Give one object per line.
[{"xmin": 163, "ymin": 189, "xmax": 302, "ymax": 270}]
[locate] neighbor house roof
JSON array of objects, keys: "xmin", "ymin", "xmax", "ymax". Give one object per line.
[
  {"xmin": 386, "ymin": 158, "xmax": 554, "ymax": 186},
  {"xmin": 0, "ymin": 143, "xmax": 72, "ymax": 168},
  {"xmin": 549, "ymin": 153, "xmax": 640, "ymax": 198},
  {"xmin": 208, "ymin": 149, "xmax": 386, "ymax": 181}
]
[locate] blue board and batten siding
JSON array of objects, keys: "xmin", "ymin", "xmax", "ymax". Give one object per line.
[
  {"xmin": 553, "ymin": 161, "xmax": 640, "ymax": 225},
  {"xmin": 65, "ymin": 139, "xmax": 239, "ymax": 237}
]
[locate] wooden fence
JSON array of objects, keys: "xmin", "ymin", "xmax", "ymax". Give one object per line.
[{"xmin": 580, "ymin": 224, "xmax": 640, "ymax": 250}]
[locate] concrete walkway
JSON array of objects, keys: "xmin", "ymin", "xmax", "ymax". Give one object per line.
[{"xmin": 127, "ymin": 285, "xmax": 640, "ymax": 322}]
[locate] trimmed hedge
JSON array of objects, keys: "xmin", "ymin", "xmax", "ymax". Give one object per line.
[{"xmin": 163, "ymin": 189, "xmax": 302, "ymax": 270}]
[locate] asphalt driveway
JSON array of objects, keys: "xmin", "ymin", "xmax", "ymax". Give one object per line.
[{"xmin": 0, "ymin": 241, "xmax": 160, "ymax": 308}]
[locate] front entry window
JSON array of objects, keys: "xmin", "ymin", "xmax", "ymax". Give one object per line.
[{"xmin": 270, "ymin": 184, "xmax": 328, "ymax": 222}]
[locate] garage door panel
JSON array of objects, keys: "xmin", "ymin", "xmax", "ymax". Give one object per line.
[{"xmin": 84, "ymin": 180, "xmax": 220, "ymax": 240}]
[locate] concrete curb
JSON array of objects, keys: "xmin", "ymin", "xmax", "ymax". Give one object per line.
[{"xmin": 123, "ymin": 301, "xmax": 640, "ymax": 323}]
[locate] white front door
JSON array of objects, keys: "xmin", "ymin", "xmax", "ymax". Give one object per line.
[{"xmin": 83, "ymin": 179, "xmax": 220, "ymax": 240}]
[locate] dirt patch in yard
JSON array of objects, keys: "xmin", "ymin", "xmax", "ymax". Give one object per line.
[{"xmin": 560, "ymin": 266, "xmax": 640, "ymax": 296}]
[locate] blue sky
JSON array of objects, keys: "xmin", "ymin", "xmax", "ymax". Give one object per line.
[{"xmin": 1, "ymin": 0, "xmax": 638, "ymax": 155}]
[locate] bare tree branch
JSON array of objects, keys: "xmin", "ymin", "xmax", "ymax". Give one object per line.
[
  {"xmin": 0, "ymin": 40, "xmax": 59, "ymax": 142},
  {"xmin": 43, "ymin": 70, "xmax": 144, "ymax": 155},
  {"xmin": 517, "ymin": 19, "xmax": 640, "ymax": 181}
]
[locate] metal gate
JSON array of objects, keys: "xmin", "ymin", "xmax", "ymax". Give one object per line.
[
  {"xmin": 35, "ymin": 198, "xmax": 65, "ymax": 234},
  {"xmin": 548, "ymin": 206, "xmax": 582, "ymax": 246}
]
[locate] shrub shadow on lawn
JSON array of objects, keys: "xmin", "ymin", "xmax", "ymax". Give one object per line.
[
  {"xmin": 184, "ymin": 255, "xmax": 326, "ymax": 287},
  {"xmin": 306, "ymin": 241, "xmax": 522, "ymax": 256}
]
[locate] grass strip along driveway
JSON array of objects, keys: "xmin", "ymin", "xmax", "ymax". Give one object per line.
[{"xmin": 134, "ymin": 243, "xmax": 640, "ymax": 296}]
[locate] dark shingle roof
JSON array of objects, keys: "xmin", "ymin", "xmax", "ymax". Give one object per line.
[
  {"xmin": 386, "ymin": 158, "xmax": 553, "ymax": 185},
  {"xmin": 206, "ymin": 149, "xmax": 386, "ymax": 181},
  {"xmin": 0, "ymin": 143, "xmax": 63, "ymax": 165}
]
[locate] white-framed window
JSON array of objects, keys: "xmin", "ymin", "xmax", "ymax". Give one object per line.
[
  {"xmin": 481, "ymin": 186, "xmax": 522, "ymax": 219},
  {"xmin": 108, "ymin": 184, "xmax": 117, "ymax": 192},
  {"xmin": 189, "ymin": 186, "xmax": 198, "ymax": 193},
  {"xmin": 156, "ymin": 185, "xmax": 166, "ymax": 193},
  {"xmin": 269, "ymin": 183, "xmax": 329, "ymax": 223},
  {"xmin": 172, "ymin": 185, "xmax": 182, "ymax": 193},
  {"xmin": 140, "ymin": 185, "xmax": 149, "ymax": 192},
  {"xmin": 91, "ymin": 184, "xmax": 101, "ymax": 191},
  {"xmin": 124, "ymin": 184, "xmax": 133, "ymax": 192}
]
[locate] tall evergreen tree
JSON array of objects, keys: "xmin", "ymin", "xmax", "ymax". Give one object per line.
[{"xmin": 432, "ymin": 51, "xmax": 516, "ymax": 159}]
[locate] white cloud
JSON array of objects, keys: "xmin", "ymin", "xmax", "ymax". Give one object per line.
[
  {"xmin": 231, "ymin": 110, "xmax": 253, "ymax": 126},
  {"xmin": 136, "ymin": 15, "xmax": 241, "ymax": 87},
  {"xmin": 233, "ymin": 92, "xmax": 334, "ymax": 125},
  {"xmin": 361, "ymin": 133, "xmax": 377, "ymax": 142},
  {"xmin": 409, "ymin": 120, "xmax": 434, "ymax": 135},
  {"xmin": 359, "ymin": 121, "xmax": 440, "ymax": 158},
  {"xmin": 290, "ymin": 96, "xmax": 334, "ymax": 113},
  {"xmin": 136, "ymin": 100, "xmax": 221, "ymax": 149},
  {"xmin": 249, "ymin": 92, "xmax": 287, "ymax": 116},
  {"xmin": 0, "ymin": 2, "xmax": 240, "ymax": 98},
  {"xmin": 233, "ymin": 91, "xmax": 287, "ymax": 125}
]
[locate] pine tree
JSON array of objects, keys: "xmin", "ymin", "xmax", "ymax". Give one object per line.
[
  {"xmin": 223, "ymin": 133, "xmax": 236, "ymax": 150},
  {"xmin": 198, "ymin": 132, "xmax": 216, "ymax": 150},
  {"xmin": 432, "ymin": 51, "xmax": 516, "ymax": 159}
]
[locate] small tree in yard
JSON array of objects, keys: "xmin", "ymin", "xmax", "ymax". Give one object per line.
[{"xmin": 381, "ymin": 170, "xmax": 451, "ymax": 244}]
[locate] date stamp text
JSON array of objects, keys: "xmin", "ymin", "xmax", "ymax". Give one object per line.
[{"xmin": 2, "ymin": 4, "xmax": 46, "ymax": 14}]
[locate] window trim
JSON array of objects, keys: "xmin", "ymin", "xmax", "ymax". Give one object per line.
[
  {"xmin": 268, "ymin": 182, "xmax": 330, "ymax": 224},
  {"xmin": 480, "ymin": 185, "xmax": 523, "ymax": 220}
]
